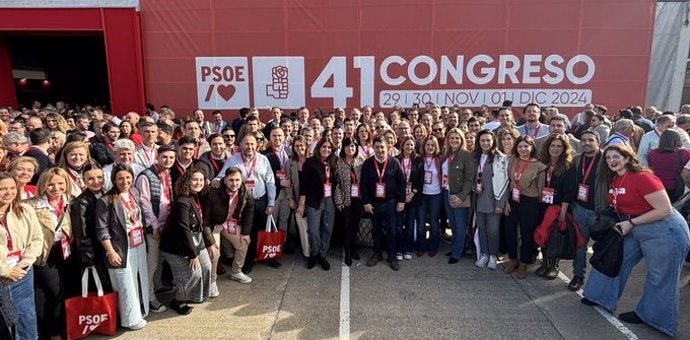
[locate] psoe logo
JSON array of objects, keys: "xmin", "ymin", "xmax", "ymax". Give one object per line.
[{"xmin": 79, "ymin": 313, "xmax": 108, "ymax": 335}]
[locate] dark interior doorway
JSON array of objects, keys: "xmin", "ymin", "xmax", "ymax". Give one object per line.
[{"xmin": 6, "ymin": 34, "xmax": 110, "ymax": 109}]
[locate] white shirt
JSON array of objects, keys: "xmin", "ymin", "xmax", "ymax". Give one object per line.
[
  {"xmin": 215, "ymin": 153, "xmax": 276, "ymax": 206},
  {"xmin": 134, "ymin": 144, "xmax": 159, "ymax": 168},
  {"xmin": 103, "ymin": 163, "xmax": 145, "ymax": 192},
  {"xmin": 637, "ymin": 129, "xmax": 661, "ymax": 167},
  {"xmin": 422, "ymin": 157, "xmax": 441, "ymax": 195}
]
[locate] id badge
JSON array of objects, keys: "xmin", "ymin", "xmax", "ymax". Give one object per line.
[
  {"xmin": 129, "ymin": 228, "xmax": 144, "ymax": 247},
  {"xmin": 276, "ymin": 170, "xmax": 286, "ymax": 180},
  {"xmin": 244, "ymin": 179, "xmax": 256, "ymax": 189},
  {"xmin": 475, "ymin": 180, "xmax": 483, "ymax": 194},
  {"xmin": 577, "ymin": 184, "xmax": 589, "ymax": 203},
  {"xmin": 60, "ymin": 237, "xmax": 71, "ymax": 260},
  {"xmin": 511, "ymin": 187, "xmax": 521, "ymax": 202},
  {"xmin": 541, "ymin": 188, "xmax": 555, "ymax": 204},
  {"xmin": 375, "ymin": 183, "xmax": 386, "ymax": 198},
  {"xmin": 323, "ymin": 183, "xmax": 332, "ymax": 198},
  {"xmin": 225, "ymin": 219, "xmax": 238, "ymax": 234},
  {"xmin": 351, "ymin": 184, "xmax": 360, "ymax": 198},
  {"xmin": 5, "ymin": 250, "xmax": 21, "ymax": 267},
  {"xmin": 442, "ymin": 174, "xmax": 449, "ymax": 189},
  {"xmin": 424, "ymin": 171, "xmax": 432, "ymax": 184},
  {"xmin": 406, "ymin": 183, "xmax": 412, "ymax": 195}
]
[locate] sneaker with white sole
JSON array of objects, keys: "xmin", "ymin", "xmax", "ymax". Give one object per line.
[
  {"xmin": 475, "ymin": 254, "xmax": 489, "ymax": 268},
  {"xmin": 149, "ymin": 299, "xmax": 167, "ymax": 313},
  {"xmin": 395, "ymin": 252, "xmax": 403, "ymax": 261},
  {"xmin": 487, "ymin": 255, "xmax": 497, "ymax": 270},
  {"xmin": 403, "ymin": 252, "xmax": 413, "ymax": 260},
  {"xmin": 231, "ymin": 272, "xmax": 253, "ymax": 284},
  {"xmin": 126, "ymin": 319, "xmax": 147, "ymax": 330},
  {"xmin": 209, "ymin": 282, "xmax": 219, "ymax": 298}
]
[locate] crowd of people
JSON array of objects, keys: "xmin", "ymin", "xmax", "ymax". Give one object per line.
[{"xmin": 0, "ymin": 100, "xmax": 689, "ymax": 338}]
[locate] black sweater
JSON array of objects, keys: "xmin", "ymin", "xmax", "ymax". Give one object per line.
[{"xmin": 360, "ymin": 156, "xmax": 406, "ymax": 205}]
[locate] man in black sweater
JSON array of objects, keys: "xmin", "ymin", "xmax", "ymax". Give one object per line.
[{"xmin": 360, "ymin": 136, "xmax": 406, "ymax": 271}]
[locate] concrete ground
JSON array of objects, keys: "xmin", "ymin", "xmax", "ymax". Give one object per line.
[{"xmin": 91, "ymin": 243, "xmax": 690, "ymax": 340}]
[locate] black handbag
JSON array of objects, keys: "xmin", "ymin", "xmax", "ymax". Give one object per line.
[
  {"xmin": 546, "ymin": 221, "xmax": 578, "ymax": 260},
  {"xmin": 589, "ymin": 228, "xmax": 624, "ymax": 277}
]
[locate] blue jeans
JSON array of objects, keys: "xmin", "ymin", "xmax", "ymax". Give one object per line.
[
  {"xmin": 443, "ymin": 190, "xmax": 469, "ymax": 259},
  {"xmin": 398, "ymin": 205, "xmax": 417, "ymax": 253},
  {"xmin": 572, "ymin": 204, "xmax": 596, "ymax": 277},
  {"xmin": 9, "ymin": 268, "xmax": 37, "ymax": 340},
  {"xmin": 416, "ymin": 193, "xmax": 442, "ymax": 252},
  {"xmin": 371, "ymin": 199, "xmax": 399, "ymax": 259},
  {"xmin": 582, "ymin": 211, "xmax": 690, "ymax": 336}
]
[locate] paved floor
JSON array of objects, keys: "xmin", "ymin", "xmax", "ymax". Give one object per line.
[{"xmin": 93, "ymin": 244, "xmax": 690, "ymax": 340}]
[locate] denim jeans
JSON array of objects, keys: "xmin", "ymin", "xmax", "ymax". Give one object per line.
[
  {"xmin": 582, "ymin": 210, "xmax": 690, "ymax": 336},
  {"xmin": 443, "ymin": 190, "xmax": 469, "ymax": 260},
  {"xmin": 416, "ymin": 193, "xmax": 442, "ymax": 252},
  {"xmin": 371, "ymin": 199, "xmax": 399, "ymax": 259},
  {"xmin": 9, "ymin": 268, "xmax": 37, "ymax": 340},
  {"xmin": 571, "ymin": 204, "xmax": 596, "ymax": 278},
  {"xmin": 306, "ymin": 199, "xmax": 335, "ymax": 258},
  {"xmin": 399, "ymin": 205, "xmax": 418, "ymax": 253}
]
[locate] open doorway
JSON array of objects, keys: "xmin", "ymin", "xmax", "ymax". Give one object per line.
[{"xmin": 7, "ymin": 34, "xmax": 110, "ymax": 109}]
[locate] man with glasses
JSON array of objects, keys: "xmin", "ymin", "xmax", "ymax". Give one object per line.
[{"xmin": 221, "ymin": 127, "xmax": 238, "ymax": 155}]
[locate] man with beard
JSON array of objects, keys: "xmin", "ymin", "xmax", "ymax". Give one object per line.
[
  {"xmin": 517, "ymin": 103, "xmax": 549, "ymax": 139},
  {"xmin": 534, "ymin": 116, "xmax": 581, "ymax": 154}
]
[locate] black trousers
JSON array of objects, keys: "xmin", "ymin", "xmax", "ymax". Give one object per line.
[
  {"xmin": 34, "ymin": 244, "xmax": 79, "ymax": 337},
  {"xmin": 505, "ymin": 195, "xmax": 541, "ymax": 263},
  {"xmin": 341, "ymin": 198, "xmax": 362, "ymax": 255},
  {"xmin": 243, "ymin": 197, "xmax": 269, "ymax": 270}
]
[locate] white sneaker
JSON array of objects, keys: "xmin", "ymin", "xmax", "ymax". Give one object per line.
[
  {"xmin": 149, "ymin": 299, "xmax": 167, "ymax": 313},
  {"xmin": 475, "ymin": 254, "xmax": 489, "ymax": 268},
  {"xmin": 487, "ymin": 255, "xmax": 497, "ymax": 270},
  {"xmin": 231, "ymin": 272, "xmax": 253, "ymax": 284},
  {"xmin": 209, "ymin": 282, "xmax": 219, "ymax": 298},
  {"xmin": 395, "ymin": 252, "xmax": 403, "ymax": 261},
  {"xmin": 403, "ymin": 252, "xmax": 413, "ymax": 260},
  {"xmin": 126, "ymin": 319, "xmax": 147, "ymax": 330}
]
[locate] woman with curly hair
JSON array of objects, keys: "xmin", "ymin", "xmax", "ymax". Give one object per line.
[
  {"xmin": 45, "ymin": 113, "xmax": 71, "ymax": 133},
  {"xmin": 535, "ymin": 133, "xmax": 576, "ymax": 280}
]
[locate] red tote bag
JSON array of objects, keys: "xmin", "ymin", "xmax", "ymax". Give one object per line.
[
  {"xmin": 65, "ymin": 267, "xmax": 118, "ymax": 339},
  {"xmin": 255, "ymin": 215, "xmax": 285, "ymax": 261}
]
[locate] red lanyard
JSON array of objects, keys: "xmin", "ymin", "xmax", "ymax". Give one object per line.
[
  {"xmin": 142, "ymin": 145, "xmax": 157, "ymax": 165},
  {"xmin": 324, "ymin": 163, "xmax": 331, "ymax": 184},
  {"xmin": 374, "ymin": 157, "xmax": 389, "ymax": 183},
  {"xmin": 477, "ymin": 156, "xmax": 486, "ymax": 176},
  {"xmin": 346, "ymin": 160, "xmax": 358, "ymax": 184},
  {"xmin": 513, "ymin": 159, "xmax": 530, "ymax": 186},
  {"xmin": 402, "ymin": 157, "xmax": 412, "ymax": 181},
  {"xmin": 241, "ymin": 154, "xmax": 258, "ymax": 178},
  {"xmin": 611, "ymin": 172, "xmax": 629, "ymax": 209},
  {"xmin": 529, "ymin": 124, "xmax": 542, "ymax": 138},
  {"xmin": 49, "ymin": 197, "xmax": 64, "ymax": 219},
  {"xmin": 1, "ymin": 217, "xmax": 12, "ymax": 249},
  {"xmin": 175, "ymin": 161, "xmax": 192, "ymax": 175},
  {"xmin": 210, "ymin": 157, "xmax": 223, "ymax": 174},
  {"xmin": 653, "ymin": 129, "xmax": 660, "ymax": 138},
  {"xmin": 424, "ymin": 157, "xmax": 436, "ymax": 172},
  {"xmin": 192, "ymin": 197, "xmax": 203, "ymax": 222},
  {"xmin": 193, "ymin": 145, "xmax": 200, "ymax": 159},
  {"xmin": 226, "ymin": 192, "xmax": 239, "ymax": 222},
  {"xmin": 119, "ymin": 192, "xmax": 139, "ymax": 223},
  {"xmin": 273, "ymin": 147, "xmax": 287, "ymax": 169},
  {"xmin": 156, "ymin": 166, "xmax": 172, "ymax": 201},
  {"xmin": 67, "ymin": 169, "xmax": 85, "ymax": 189},
  {"xmin": 546, "ymin": 165, "xmax": 554, "ymax": 188},
  {"xmin": 580, "ymin": 154, "xmax": 597, "ymax": 184}
]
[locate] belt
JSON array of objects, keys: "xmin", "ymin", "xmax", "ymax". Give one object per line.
[{"xmin": 254, "ymin": 195, "xmax": 267, "ymax": 201}]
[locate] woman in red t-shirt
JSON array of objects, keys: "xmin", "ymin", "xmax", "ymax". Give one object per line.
[{"xmin": 581, "ymin": 144, "xmax": 690, "ymax": 336}]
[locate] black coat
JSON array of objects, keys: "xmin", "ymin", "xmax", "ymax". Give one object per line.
[
  {"xmin": 299, "ymin": 156, "xmax": 340, "ymax": 209},
  {"xmin": 94, "ymin": 188, "xmax": 147, "ymax": 269},
  {"xmin": 397, "ymin": 156, "xmax": 424, "ymax": 207},
  {"xmin": 159, "ymin": 196, "xmax": 214, "ymax": 259},
  {"xmin": 202, "ymin": 184, "xmax": 255, "ymax": 236},
  {"xmin": 70, "ymin": 189, "xmax": 113, "ymax": 292}
]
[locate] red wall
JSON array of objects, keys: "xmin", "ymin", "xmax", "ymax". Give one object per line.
[
  {"xmin": 0, "ymin": 8, "xmax": 145, "ymax": 116},
  {"xmin": 140, "ymin": 0, "xmax": 656, "ymax": 117}
]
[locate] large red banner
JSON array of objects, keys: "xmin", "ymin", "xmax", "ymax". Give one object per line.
[{"xmin": 140, "ymin": 0, "xmax": 655, "ymax": 116}]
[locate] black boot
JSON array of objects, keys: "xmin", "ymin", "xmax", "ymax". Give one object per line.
[
  {"xmin": 344, "ymin": 250, "xmax": 352, "ymax": 267},
  {"xmin": 535, "ymin": 260, "xmax": 548, "ymax": 277},
  {"xmin": 544, "ymin": 258, "xmax": 559, "ymax": 280},
  {"xmin": 307, "ymin": 256, "xmax": 317, "ymax": 269}
]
